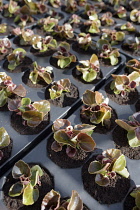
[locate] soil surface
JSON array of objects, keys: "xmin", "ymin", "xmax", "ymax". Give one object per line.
[
  {"xmin": 47, "ymin": 137, "xmax": 91, "ymax": 168},
  {"xmin": 82, "ymin": 155, "xmax": 130, "ymax": 204},
  {"xmin": 72, "ymin": 42, "xmax": 97, "ymax": 55},
  {"xmin": 11, "ymin": 112, "xmax": 50, "ymax": 135},
  {"xmin": 105, "ymin": 81, "xmax": 138, "ymax": 105},
  {"xmin": 45, "ymin": 83, "xmax": 79, "ymax": 107},
  {"xmin": 30, "ymin": 47, "xmax": 55, "ymax": 57},
  {"xmin": 0, "ymin": 139, "xmax": 13, "ymax": 166},
  {"xmin": 113, "ymin": 125, "xmax": 140, "ymax": 159},
  {"xmin": 13, "ymin": 36, "xmax": 31, "ymax": 47},
  {"xmin": 2, "ymin": 163, "xmax": 54, "ymax": 210}
]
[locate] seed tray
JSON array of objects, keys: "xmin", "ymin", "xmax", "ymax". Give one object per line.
[{"xmin": 0, "ymin": 67, "xmax": 139, "ymax": 210}]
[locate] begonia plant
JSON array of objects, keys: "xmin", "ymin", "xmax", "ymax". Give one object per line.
[
  {"xmin": 115, "ymin": 6, "xmax": 127, "ymax": 18},
  {"xmin": 76, "ymin": 54, "xmax": 100, "ymax": 82},
  {"xmin": 0, "ymin": 38, "xmax": 12, "ymax": 55},
  {"xmin": 110, "ymin": 72, "xmax": 140, "ymax": 96},
  {"xmin": 68, "ymin": 14, "xmax": 81, "ymax": 25},
  {"xmin": 0, "ymin": 72, "xmax": 26, "ymax": 107},
  {"xmin": 3, "ymin": 0, "xmax": 20, "ymax": 18},
  {"xmin": 49, "ymin": 0, "xmax": 61, "ymax": 8},
  {"xmin": 130, "ymin": 9, "xmax": 140, "ymax": 23},
  {"xmin": 12, "ymin": 28, "xmax": 34, "ymax": 45},
  {"xmin": 41, "ymin": 190, "xmax": 83, "ymax": 210},
  {"xmin": 123, "ymin": 37, "xmax": 140, "ymax": 53},
  {"xmin": 8, "ymin": 160, "xmax": 44, "ymax": 205},
  {"xmin": 126, "ymin": 59, "xmax": 140, "ymax": 74},
  {"xmin": 0, "ymin": 23, "xmax": 7, "ymax": 34},
  {"xmin": 88, "ymin": 148, "xmax": 129, "ymax": 186},
  {"xmin": 116, "ymin": 112, "xmax": 140, "ymax": 147},
  {"xmin": 120, "ymin": 22, "xmax": 136, "ymax": 32},
  {"xmin": 8, "ymin": 97, "xmax": 50, "ymax": 127},
  {"xmin": 100, "ymin": 12, "xmax": 115, "ymax": 26},
  {"xmin": 101, "ymin": 29, "xmax": 125, "ymax": 45},
  {"xmin": 37, "ymin": 16, "xmax": 58, "ymax": 33},
  {"xmin": 53, "ymin": 23, "xmax": 74, "ymax": 39},
  {"xmin": 65, "ymin": 0, "xmax": 78, "ymax": 13},
  {"xmin": 130, "ymin": 188, "xmax": 140, "ymax": 210},
  {"xmin": 76, "ymin": 33, "xmax": 92, "ymax": 50},
  {"xmin": 51, "ymin": 118, "xmax": 96, "ymax": 157},
  {"xmin": 81, "ymin": 90, "xmax": 112, "ymax": 125},
  {"xmin": 84, "ymin": 19, "xmax": 101, "ymax": 34},
  {"xmin": 0, "ymin": 127, "xmax": 11, "ymax": 161}
]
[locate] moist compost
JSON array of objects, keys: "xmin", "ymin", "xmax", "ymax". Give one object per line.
[
  {"xmin": 45, "ymin": 83, "xmax": 79, "ymax": 107},
  {"xmin": 80, "ymin": 107, "xmax": 117, "ymax": 134},
  {"xmin": 123, "ymin": 187, "xmax": 140, "ymax": 210},
  {"xmin": 2, "ymin": 163, "xmax": 54, "ymax": 210},
  {"xmin": 47, "ymin": 137, "xmax": 91, "ymax": 168},
  {"xmin": 72, "ymin": 42, "xmax": 96, "ymax": 55},
  {"xmin": 3, "ymin": 57, "xmax": 33, "ymax": 73},
  {"xmin": 22, "ymin": 70, "xmax": 54, "ymax": 88},
  {"xmin": 32, "ymin": 25, "xmax": 47, "ymax": 37},
  {"xmin": 13, "ymin": 36, "xmax": 31, "ymax": 47},
  {"xmin": 135, "ymin": 99, "xmax": 140, "ymax": 112},
  {"xmin": 0, "ymin": 139, "xmax": 13, "ymax": 166},
  {"xmin": 30, "ymin": 47, "xmax": 55, "ymax": 57},
  {"xmin": 72, "ymin": 68, "xmax": 103, "ymax": 84},
  {"xmin": 82, "ymin": 155, "xmax": 130, "ymax": 204},
  {"xmin": 121, "ymin": 45, "xmax": 140, "ymax": 57},
  {"xmin": 105, "ymin": 81, "xmax": 138, "ymax": 105},
  {"xmin": 112, "ymin": 125, "xmax": 140, "ymax": 159},
  {"xmin": 11, "ymin": 112, "xmax": 50, "ymax": 135}
]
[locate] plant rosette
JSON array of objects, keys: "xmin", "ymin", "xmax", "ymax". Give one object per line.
[
  {"xmin": 41, "ymin": 189, "xmax": 88, "ymax": 210},
  {"xmin": 12, "ymin": 28, "xmax": 34, "ymax": 46},
  {"xmin": 0, "ymin": 23, "xmax": 14, "ymax": 37},
  {"xmin": 105, "ymin": 72, "xmax": 140, "ymax": 105},
  {"xmin": 67, "ymin": 14, "xmax": 82, "ymax": 28},
  {"xmin": 122, "ymin": 37, "xmax": 140, "ymax": 56},
  {"xmin": 47, "ymin": 119, "xmax": 96, "ymax": 168},
  {"xmin": 130, "ymin": 9, "xmax": 140, "ymax": 23},
  {"xmin": 115, "ymin": 22, "xmax": 137, "ymax": 34},
  {"xmin": 100, "ymin": 12, "xmax": 115, "ymax": 26},
  {"xmin": 45, "ymin": 78, "xmax": 79, "ymax": 107},
  {"xmin": 83, "ymin": 19, "xmax": 101, "ymax": 35},
  {"xmin": 114, "ymin": 6, "xmax": 127, "ymax": 18},
  {"xmin": 96, "ymin": 39, "xmax": 120, "ymax": 66},
  {"xmin": 53, "ymin": 23, "xmax": 75, "ymax": 41},
  {"xmin": 22, "ymin": 61, "xmax": 54, "ymax": 88},
  {"xmin": 8, "ymin": 97, "xmax": 50, "ymax": 135},
  {"xmin": 3, "ymin": 48, "xmax": 32, "ymax": 73},
  {"xmin": 30, "ymin": 35, "xmax": 57, "ymax": 57},
  {"xmin": 124, "ymin": 187, "xmax": 140, "ymax": 210},
  {"xmin": 126, "ymin": 59, "xmax": 140, "ymax": 74},
  {"xmin": 49, "ymin": 0, "xmax": 61, "ymax": 8},
  {"xmin": 80, "ymin": 90, "xmax": 117, "ymax": 134},
  {"xmin": 0, "ymin": 127, "xmax": 12, "ymax": 166},
  {"xmin": 82, "ymin": 148, "xmax": 130, "ymax": 204},
  {"xmin": 74, "ymin": 54, "xmax": 101, "ymax": 83},
  {"xmin": 2, "ymin": 160, "xmax": 54, "ymax": 210},
  {"xmin": 0, "ymin": 72, "xmax": 26, "ymax": 110},
  {"xmin": 113, "ymin": 112, "xmax": 140, "ymax": 159},
  {"xmin": 64, "ymin": 0, "xmax": 78, "ymax": 13},
  {"xmin": 75, "ymin": 33, "xmax": 94, "ymax": 51},
  {"xmin": 0, "ymin": 38, "xmax": 12, "ymax": 61},
  {"xmin": 51, "ymin": 42, "xmax": 77, "ymax": 69},
  {"xmin": 101, "ymin": 28, "xmax": 125, "ymax": 45},
  {"xmin": 2, "ymin": 0, "xmax": 20, "ymax": 18}
]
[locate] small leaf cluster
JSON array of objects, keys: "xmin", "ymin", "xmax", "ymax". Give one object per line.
[
  {"xmin": 69, "ymin": 14, "xmax": 81, "ymax": 25},
  {"xmin": 65, "ymin": 0, "xmax": 78, "ymax": 13},
  {"xmin": 81, "ymin": 90, "xmax": 112, "ymax": 125},
  {"xmin": 110, "ymin": 72, "xmax": 140, "ymax": 96},
  {"xmin": 37, "ymin": 16, "xmax": 58, "ymax": 33},
  {"xmin": 76, "ymin": 33, "xmax": 92, "ymax": 51},
  {"xmin": 3, "ymin": 0, "xmax": 20, "ymax": 18},
  {"xmin": 115, "ymin": 6, "xmax": 127, "ymax": 18},
  {"xmin": 126, "ymin": 59, "xmax": 140, "ymax": 74},
  {"xmin": 100, "ymin": 12, "xmax": 115, "ymax": 26},
  {"xmin": 51, "ymin": 119, "xmax": 96, "ymax": 158},
  {"xmin": 88, "ymin": 148, "xmax": 129, "ymax": 186},
  {"xmin": 76, "ymin": 54, "xmax": 100, "ymax": 82},
  {"xmin": 0, "ymin": 23, "xmax": 7, "ymax": 33},
  {"xmin": 123, "ymin": 37, "xmax": 140, "ymax": 52},
  {"xmin": 0, "ymin": 127, "xmax": 10, "ymax": 161},
  {"xmin": 49, "ymin": 0, "xmax": 61, "ymax": 8},
  {"xmin": 130, "ymin": 9, "xmax": 140, "ymax": 23},
  {"xmin": 120, "ymin": 22, "xmax": 136, "ymax": 32},
  {"xmin": 52, "ymin": 42, "xmax": 76, "ymax": 68},
  {"xmin": 96, "ymin": 39, "xmax": 120, "ymax": 65},
  {"xmin": 8, "ymin": 97, "xmax": 50, "ymax": 127},
  {"xmin": 12, "ymin": 28, "xmax": 34, "ymax": 45},
  {"xmin": 41, "ymin": 190, "xmax": 83, "ymax": 210},
  {"xmin": 101, "ymin": 29, "xmax": 125, "ymax": 45},
  {"xmin": 29, "ymin": 61, "xmax": 53, "ymax": 85},
  {"xmin": 7, "ymin": 48, "xmax": 26, "ymax": 70},
  {"xmin": 9, "ymin": 160, "xmax": 43, "ymax": 206},
  {"xmin": 130, "ymin": 188, "xmax": 140, "ymax": 210},
  {"xmin": 0, "ymin": 72, "xmax": 26, "ymax": 107},
  {"xmin": 115, "ymin": 112, "xmax": 140, "ymax": 147},
  {"xmin": 49, "ymin": 78, "xmax": 71, "ymax": 100},
  {"xmin": 84, "ymin": 19, "xmax": 101, "ymax": 34},
  {"xmin": 53, "ymin": 23, "xmax": 74, "ymax": 39},
  {"xmin": 0, "ymin": 38, "xmax": 12, "ymax": 55}
]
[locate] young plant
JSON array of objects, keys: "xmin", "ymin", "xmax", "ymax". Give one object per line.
[
  {"xmin": 23, "ymin": 0, "xmax": 47, "ymax": 15},
  {"xmin": 115, "ymin": 6, "xmax": 127, "ymax": 18},
  {"xmin": 8, "ymin": 160, "xmax": 43, "ymax": 205},
  {"xmin": 8, "ymin": 97, "xmax": 50, "ymax": 127},
  {"xmin": 101, "ymin": 29, "xmax": 125, "ymax": 45},
  {"xmin": 0, "ymin": 38, "xmax": 12, "ymax": 55},
  {"xmin": 52, "ymin": 42, "xmax": 76, "ymax": 68},
  {"xmin": 12, "ymin": 28, "xmax": 34, "ymax": 45},
  {"xmin": 88, "ymin": 148, "xmax": 129, "ymax": 186},
  {"xmin": 78, "ymin": 0, "xmax": 87, "ymax": 6},
  {"xmin": 29, "ymin": 62, "xmax": 53, "ymax": 85},
  {"xmin": 49, "ymin": 78, "xmax": 71, "ymax": 100},
  {"xmin": 84, "ymin": 19, "xmax": 101, "ymax": 34},
  {"xmin": 53, "ymin": 23, "xmax": 74, "ymax": 39},
  {"xmin": 37, "ymin": 17, "xmax": 58, "ymax": 33},
  {"xmin": 76, "ymin": 54, "xmax": 100, "ymax": 82},
  {"xmin": 130, "ymin": 9, "xmax": 140, "ymax": 23},
  {"xmin": 0, "ymin": 23, "xmax": 7, "ymax": 33},
  {"xmin": 49, "ymin": 0, "xmax": 61, "ymax": 8},
  {"xmin": 69, "ymin": 14, "xmax": 81, "ymax": 25},
  {"xmin": 0, "ymin": 72, "xmax": 26, "ymax": 107},
  {"xmin": 51, "ymin": 119, "xmax": 96, "ymax": 157},
  {"xmin": 120, "ymin": 22, "xmax": 136, "ymax": 32},
  {"xmin": 97, "ymin": 39, "xmax": 120, "ymax": 65},
  {"xmin": 3, "ymin": 0, "xmax": 20, "ymax": 18},
  {"xmin": 7, "ymin": 48, "xmax": 26, "ymax": 71},
  {"xmin": 100, "ymin": 12, "xmax": 115, "ymax": 26},
  {"xmin": 65, "ymin": 0, "xmax": 78, "ymax": 13},
  {"xmin": 110, "ymin": 72, "xmax": 140, "ymax": 96},
  {"xmin": 115, "ymin": 112, "xmax": 140, "ymax": 147},
  {"xmin": 130, "ymin": 188, "xmax": 140, "ymax": 209},
  {"xmin": 0, "ymin": 127, "xmax": 10, "ymax": 160},
  {"xmin": 126, "ymin": 59, "xmax": 140, "ymax": 74},
  {"xmin": 81, "ymin": 90, "xmax": 112, "ymax": 125},
  {"xmin": 76, "ymin": 33, "xmax": 92, "ymax": 51},
  {"xmin": 41, "ymin": 190, "xmax": 83, "ymax": 210},
  {"xmin": 31, "ymin": 35, "xmax": 57, "ymax": 53},
  {"xmin": 123, "ymin": 37, "xmax": 140, "ymax": 52}
]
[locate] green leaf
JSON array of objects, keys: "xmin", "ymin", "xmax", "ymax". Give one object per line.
[
  {"xmin": 0, "ymin": 127, "xmax": 10, "ymax": 148},
  {"xmin": 88, "ymin": 161, "xmax": 102, "ymax": 174},
  {"xmin": 74, "ymin": 124, "xmax": 96, "ymax": 134},
  {"xmin": 22, "ymin": 184, "xmax": 39, "ymax": 205},
  {"xmin": 12, "ymin": 160, "xmax": 31, "ymax": 179},
  {"xmin": 33, "ymin": 100, "xmax": 50, "ymax": 116},
  {"xmin": 0, "ymin": 89, "xmax": 7, "ymax": 107},
  {"xmin": 136, "ymin": 192, "xmax": 140, "ymax": 208},
  {"xmin": 54, "ymin": 130, "xmax": 76, "ymax": 148},
  {"xmin": 9, "ymin": 182, "xmax": 23, "ymax": 197},
  {"xmin": 110, "ymin": 55, "xmax": 118, "ymax": 65},
  {"xmin": 22, "ymin": 110, "xmax": 43, "ymax": 122},
  {"xmin": 38, "ymin": 72, "xmax": 52, "ymax": 84},
  {"xmin": 82, "ymin": 90, "xmax": 96, "ymax": 105},
  {"xmin": 52, "ymin": 119, "xmax": 71, "ymax": 132},
  {"xmin": 115, "ymin": 119, "xmax": 136, "ymax": 131},
  {"xmin": 117, "ymin": 167, "xmax": 129, "ymax": 178},
  {"xmin": 67, "ymin": 190, "xmax": 83, "ymax": 210},
  {"xmin": 128, "ymin": 130, "xmax": 140, "ymax": 147},
  {"xmin": 30, "ymin": 165, "xmax": 43, "ymax": 187},
  {"xmin": 82, "ymin": 70, "xmax": 97, "ymax": 82},
  {"xmin": 29, "ymin": 71, "xmax": 38, "ymax": 84},
  {"xmin": 130, "ymin": 189, "xmax": 140, "ymax": 198},
  {"xmin": 95, "ymin": 174, "xmax": 110, "ymax": 186},
  {"xmin": 77, "ymin": 133, "xmax": 96, "ymax": 152},
  {"xmin": 112, "ymin": 154, "xmax": 126, "ymax": 172},
  {"xmin": 58, "ymin": 58, "xmax": 71, "ymax": 68},
  {"xmin": 21, "ymin": 98, "xmax": 31, "ymax": 106}
]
